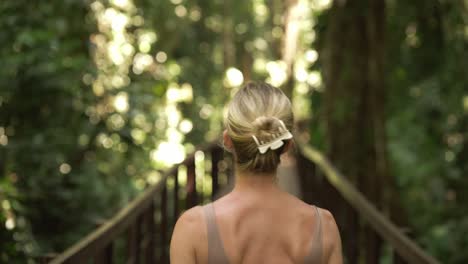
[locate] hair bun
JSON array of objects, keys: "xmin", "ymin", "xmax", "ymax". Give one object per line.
[
  {"xmin": 252, "ymin": 116, "xmax": 281, "ymax": 133},
  {"xmin": 251, "ymin": 115, "xmax": 292, "ymax": 143}
]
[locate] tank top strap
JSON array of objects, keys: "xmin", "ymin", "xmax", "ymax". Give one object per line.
[
  {"xmin": 303, "ymin": 205, "xmax": 323, "ymax": 263},
  {"xmin": 203, "ymin": 203, "xmax": 230, "ymax": 264}
]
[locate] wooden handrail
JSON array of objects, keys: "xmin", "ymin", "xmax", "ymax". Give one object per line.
[
  {"xmin": 49, "ymin": 142, "xmax": 220, "ymax": 264},
  {"xmin": 49, "ymin": 172, "xmax": 168, "ymax": 264},
  {"xmin": 299, "ymin": 145, "xmax": 440, "ymax": 264}
]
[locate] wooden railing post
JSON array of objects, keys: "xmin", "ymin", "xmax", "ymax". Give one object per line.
[
  {"xmin": 160, "ymin": 182, "xmax": 168, "ymax": 263},
  {"xmin": 173, "ymin": 169, "xmax": 179, "ymax": 220},
  {"xmin": 394, "ymin": 251, "xmax": 407, "ymax": 264},
  {"xmin": 94, "ymin": 242, "xmax": 113, "ymax": 264},
  {"xmin": 211, "ymin": 147, "xmax": 221, "ymax": 200},
  {"xmin": 126, "ymin": 222, "xmax": 138, "ymax": 264},
  {"xmin": 144, "ymin": 201, "xmax": 155, "ymax": 264},
  {"xmin": 126, "ymin": 215, "xmax": 142, "ymax": 264},
  {"xmin": 186, "ymin": 160, "xmax": 197, "ymax": 208}
]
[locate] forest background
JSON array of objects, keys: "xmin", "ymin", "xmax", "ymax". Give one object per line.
[{"xmin": 0, "ymin": 0, "xmax": 467, "ymax": 263}]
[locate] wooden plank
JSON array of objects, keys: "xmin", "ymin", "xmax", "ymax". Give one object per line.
[{"xmin": 299, "ymin": 145, "xmax": 440, "ymax": 264}]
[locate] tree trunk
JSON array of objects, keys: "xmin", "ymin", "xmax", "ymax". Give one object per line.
[
  {"xmin": 321, "ymin": 0, "xmax": 391, "ymax": 262},
  {"xmin": 223, "ymin": 0, "xmax": 235, "ymax": 69},
  {"xmin": 281, "ymin": 0, "xmax": 302, "ymax": 98}
]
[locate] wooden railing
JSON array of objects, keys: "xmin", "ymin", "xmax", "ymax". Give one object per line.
[
  {"xmin": 296, "ymin": 145, "xmax": 440, "ymax": 264},
  {"xmin": 47, "ymin": 142, "xmax": 440, "ymax": 264},
  {"xmin": 48, "ymin": 142, "xmax": 232, "ymax": 264}
]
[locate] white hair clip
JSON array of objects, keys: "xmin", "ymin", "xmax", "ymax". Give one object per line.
[{"xmin": 251, "ymin": 120, "xmax": 293, "ymax": 154}]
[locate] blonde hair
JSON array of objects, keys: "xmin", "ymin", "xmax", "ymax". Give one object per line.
[{"xmin": 224, "ymin": 82, "xmax": 294, "ymax": 173}]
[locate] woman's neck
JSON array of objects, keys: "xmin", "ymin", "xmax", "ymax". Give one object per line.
[{"xmin": 233, "ymin": 169, "xmax": 280, "ymax": 193}]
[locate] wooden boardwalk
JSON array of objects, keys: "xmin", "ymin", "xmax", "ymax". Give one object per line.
[{"xmin": 46, "ymin": 143, "xmax": 440, "ymax": 264}]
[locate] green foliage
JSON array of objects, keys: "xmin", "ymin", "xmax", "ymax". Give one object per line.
[
  {"xmin": 0, "ymin": 0, "xmax": 136, "ymax": 261},
  {"xmin": 386, "ymin": 1, "xmax": 468, "ymax": 262},
  {"xmin": 311, "ymin": 0, "xmax": 467, "ymax": 262}
]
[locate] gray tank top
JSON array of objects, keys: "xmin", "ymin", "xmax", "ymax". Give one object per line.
[{"xmin": 203, "ymin": 203, "xmax": 323, "ymax": 264}]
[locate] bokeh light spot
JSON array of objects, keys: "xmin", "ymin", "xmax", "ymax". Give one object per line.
[
  {"xmin": 59, "ymin": 163, "xmax": 71, "ymax": 174},
  {"xmin": 114, "ymin": 92, "xmax": 129, "ymax": 113},
  {"xmin": 179, "ymin": 119, "xmax": 193, "ymax": 134},
  {"xmin": 175, "ymin": 5, "xmax": 187, "ymax": 17},
  {"xmin": 305, "ymin": 49, "xmax": 318, "ymax": 63},
  {"xmin": 156, "ymin": 51, "xmax": 168, "ymax": 63},
  {"xmin": 5, "ymin": 218, "xmax": 15, "ymax": 230},
  {"xmin": 151, "ymin": 142, "xmax": 186, "ymax": 165},
  {"xmin": 225, "ymin": 67, "xmax": 244, "ymax": 87}
]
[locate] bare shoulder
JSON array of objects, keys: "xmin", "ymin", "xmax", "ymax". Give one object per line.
[
  {"xmin": 172, "ymin": 205, "xmax": 205, "ymax": 242},
  {"xmin": 317, "ymin": 208, "xmax": 335, "ymax": 226},
  {"xmin": 176, "ymin": 205, "xmax": 204, "ymax": 227},
  {"xmin": 170, "ymin": 206, "xmax": 206, "ymax": 264},
  {"xmin": 317, "ymin": 208, "xmax": 340, "ymax": 241},
  {"xmin": 319, "ymin": 208, "xmax": 340, "ymax": 237},
  {"xmin": 317, "ymin": 208, "xmax": 343, "ymax": 263}
]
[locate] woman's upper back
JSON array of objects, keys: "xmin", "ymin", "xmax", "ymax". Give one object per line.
[
  {"xmin": 207, "ymin": 190, "xmax": 321, "ymax": 264},
  {"xmin": 170, "ymin": 188, "xmax": 342, "ymax": 264},
  {"xmin": 204, "ymin": 202, "xmax": 322, "ymax": 264}
]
